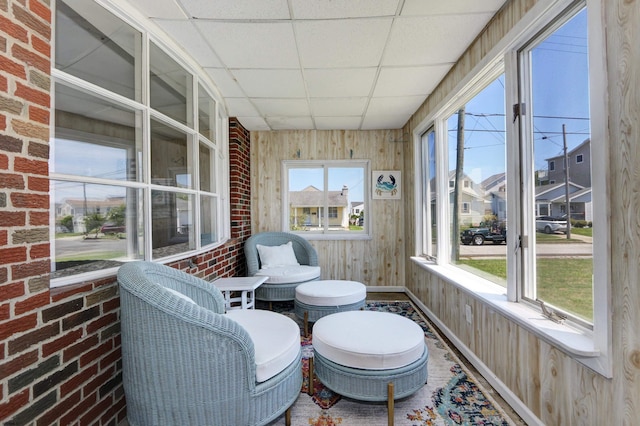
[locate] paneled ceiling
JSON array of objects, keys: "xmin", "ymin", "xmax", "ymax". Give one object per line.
[{"xmin": 125, "ymin": 0, "xmax": 507, "ymax": 131}]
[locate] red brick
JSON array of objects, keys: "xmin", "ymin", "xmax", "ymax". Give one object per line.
[
  {"xmin": 0, "ymin": 281, "xmax": 25, "ymax": 302},
  {"xmin": 0, "ymin": 53, "xmax": 27, "ymax": 79},
  {"xmin": 0, "ymin": 388, "xmax": 29, "ymax": 420},
  {"xmin": 14, "ymin": 81, "xmax": 50, "ymax": 107},
  {"xmin": 79, "ymin": 392, "xmax": 112, "ymax": 426},
  {"xmin": 29, "ymin": 242, "xmax": 49, "ymax": 259},
  {"xmin": 79, "ymin": 340, "xmax": 112, "ymax": 369},
  {"xmin": 0, "ymin": 16, "xmax": 29, "ymax": 43},
  {"xmin": 14, "ymin": 156, "xmax": 48, "ymax": 175},
  {"xmin": 38, "ymin": 389, "xmax": 81, "ymax": 426},
  {"xmin": 0, "ymin": 74, "xmax": 7, "ymax": 91},
  {"xmin": 11, "ymin": 258, "xmax": 49, "ymax": 279},
  {"xmin": 0, "ymin": 154, "xmax": 9, "ymax": 169},
  {"xmin": 11, "ymin": 192, "xmax": 48, "ymax": 209},
  {"xmin": 0, "ymin": 115, "xmax": 5, "ymax": 131},
  {"xmin": 50, "ymin": 282, "xmax": 93, "ymax": 303},
  {"xmin": 82, "ymin": 367, "xmax": 115, "ymax": 399},
  {"xmin": 15, "ymin": 290, "xmax": 49, "ymax": 315},
  {"xmin": 0, "ymin": 230, "xmax": 7, "ymax": 245},
  {"xmin": 0, "ymin": 312, "xmax": 36, "ymax": 340},
  {"xmin": 0, "ymin": 172, "xmax": 25, "ymax": 189},
  {"xmin": 0, "ymin": 246, "xmax": 27, "ymax": 263},
  {"xmin": 60, "ymin": 390, "xmax": 96, "ymax": 425},
  {"xmin": 60, "ymin": 363, "xmax": 98, "ymax": 397},
  {"xmin": 0, "ymin": 211, "xmax": 26, "ymax": 227},
  {"xmin": 42, "ymin": 328, "xmax": 82, "ymax": 357},
  {"xmin": 0, "ymin": 303, "xmax": 9, "ymax": 321},
  {"xmin": 30, "ymin": 0, "xmax": 51, "ymax": 23},
  {"xmin": 99, "ymin": 347, "xmax": 121, "ymax": 370},
  {"xmin": 0, "ymin": 268, "xmax": 7, "ymax": 285},
  {"xmin": 29, "ymin": 211, "xmax": 48, "ymax": 226},
  {"xmin": 28, "ymin": 104, "xmax": 49, "ymax": 124},
  {"xmin": 12, "ymin": 3, "xmax": 51, "ymax": 40},
  {"xmin": 0, "ymin": 349, "xmax": 38, "ymax": 380},
  {"xmin": 63, "ymin": 334, "xmax": 99, "ymax": 363},
  {"xmin": 28, "ymin": 175, "xmax": 48, "ymax": 192},
  {"xmin": 86, "ymin": 312, "xmax": 117, "ymax": 334}
]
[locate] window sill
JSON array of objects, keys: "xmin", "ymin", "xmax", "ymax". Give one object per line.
[{"xmin": 410, "ymin": 256, "xmax": 599, "ymax": 358}]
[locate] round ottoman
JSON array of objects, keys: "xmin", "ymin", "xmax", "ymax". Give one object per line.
[
  {"xmin": 294, "ymin": 280, "xmax": 366, "ymax": 336},
  {"xmin": 312, "ymin": 311, "xmax": 428, "ymax": 423}
]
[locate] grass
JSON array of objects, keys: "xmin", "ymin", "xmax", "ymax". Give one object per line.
[
  {"xmin": 56, "ymin": 251, "xmax": 126, "ymax": 262},
  {"xmin": 569, "ymin": 227, "xmax": 593, "ymax": 237},
  {"xmin": 535, "ymin": 233, "xmax": 584, "ymax": 243},
  {"xmin": 456, "ymin": 257, "xmax": 593, "ymax": 321}
]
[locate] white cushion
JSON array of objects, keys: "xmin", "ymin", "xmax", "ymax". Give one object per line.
[
  {"xmin": 256, "ymin": 242, "xmax": 299, "ymax": 268},
  {"xmin": 225, "ymin": 309, "xmax": 300, "ymax": 382},
  {"xmin": 295, "ymin": 280, "xmax": 366, "ymax": 306},
  {"xmin": 313, "ymin": 311, "xmax": 425, "ymax": 370},
  {"xmin": 164, "ymin": 287, "xmax": 196, "ymax": 304},
  {"xmin": 255, "ymin": 265, "xmax": 321, "ymax": 284}
]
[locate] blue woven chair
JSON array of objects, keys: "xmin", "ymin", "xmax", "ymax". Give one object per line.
[
  {"xmin": 117, "ymin": 261, "xmax": 302, "ymax": 426},
  {"xmin": 245, "ymin": 232, "xmax": 321, "ymax": 302}
]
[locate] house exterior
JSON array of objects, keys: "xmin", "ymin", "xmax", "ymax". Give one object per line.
[
  {"xmin": 448, "ymin": 171, "xmax": 489, "ymax": 226},
  {"xmin": 289, "ymin": 185, "xmax": 350, "ymax": 229},
  {"xmin": 545, "ymin": 138, "xmax": 591, "ymax": 187}
]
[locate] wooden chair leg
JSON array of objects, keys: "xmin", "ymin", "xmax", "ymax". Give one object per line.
[
  {"xmin": 304, "ymin": 311, "xmax": 309, "ymax": 337},
  {"xmin": 307, "ymin": 356, "xmax": 314, "ymax": 396},
  {"xmin": 285, "ymin": 406, "xmax": 291, "ymax": 426},
  {"xmin": 387, "ymin": 382, "xmax": 394, "ymax": 426}
]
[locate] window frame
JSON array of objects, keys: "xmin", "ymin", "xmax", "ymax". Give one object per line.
[
  {"xmin": 281, "ymin": 160, "xmax": 371, "ymax": 240},
  {"xmin": 50, "ymin": 0, "xmax": 230, "ymax": 287},
  {"xmin": 412, "ymin": 0, "xmax": 611, "ymax": 377}
]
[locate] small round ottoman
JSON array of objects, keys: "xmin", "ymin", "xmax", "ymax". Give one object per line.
[
  {"xmin": 294, "ymin": 280, "xmax": 366, "ymax": 336},
  {"xmin": 312, "ymin": 311, "xmax": 428, "ymax": 424}
]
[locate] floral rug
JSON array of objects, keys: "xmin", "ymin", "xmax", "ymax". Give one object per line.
[{"xmin": 266, "ymin": 301, "xmax": 517, "ymax": 426}]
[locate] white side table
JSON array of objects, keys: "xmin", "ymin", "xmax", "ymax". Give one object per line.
[{"xmin": 213, "ymin": 276, "xmax": 268, "ymax": 310}]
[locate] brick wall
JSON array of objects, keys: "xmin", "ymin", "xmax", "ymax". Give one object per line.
[{"xmin": 0, "ymin": 0, "xmax": 253, "ymax": 423}]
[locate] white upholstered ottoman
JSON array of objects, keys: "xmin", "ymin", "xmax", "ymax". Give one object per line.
[
  {"xmin": 294, "ymin": 280, "xmax": 366, "ymax": 336},
  {"xmin": 312, "ymin": 310, "xmax": 428, "ymax": 425}
]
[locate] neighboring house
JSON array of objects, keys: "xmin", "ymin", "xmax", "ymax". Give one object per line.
[
  {"xmin": 56, "ymin": 197, "xmax": 126, "ymax": 233},
  {"xmin": 289, "ymin": 185, "xmax": 350, "ymax": 229},
  {"xmin": 350, "ymin": 201, "xmax": 364, "ymax": 217},
  {"xmin": 482, "ymin": 173, "xmax": 507, "ymax": 222},
  {"xmin": 544, "ymin": 138, "xmax": 591, "ymax": 187},
  {"xmin": 448, "ymin": 171, "xmax": 488, "ymax": 226}
]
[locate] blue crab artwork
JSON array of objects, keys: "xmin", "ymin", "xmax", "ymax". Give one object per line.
[{"xmin": 375, "ymin": 173, "xmax": 398, "ymax": 197}]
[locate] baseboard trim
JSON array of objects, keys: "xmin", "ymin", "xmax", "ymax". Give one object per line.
[
  {"xmin": 365, "ymin": 286, "xmax": 406, "ymax": 293},
  {"xmin": 405, "ymin": 288, "xmax": 544, "ymax": 426}
]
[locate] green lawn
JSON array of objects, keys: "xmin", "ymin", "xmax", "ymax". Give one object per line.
[{"xmin": 457, "ymin": 257, "xmax": 593, "ymax": 321}]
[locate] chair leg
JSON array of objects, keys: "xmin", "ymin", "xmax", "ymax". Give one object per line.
[
  {"xmin": 307, "ymin": 356, "xmax": 314, "ymax": 396},
  {"xmin": 387, "ymin": 382, "xmax": 394, "ymax": 426},
  {"xmin": 285, "ymin": 406, "xmax": 291, "ymax": 426},
  {"xmin": 304, "ymin": 311, "xmax": 309, "ymax": 337}
]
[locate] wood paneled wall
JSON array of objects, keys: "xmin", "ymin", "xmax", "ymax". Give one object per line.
[
  {"xmin": 250, "ymin": 130, "xmax": 405, "ymax": 287},
  {"xmin": 402, "ymin": 0, "xmax": 640, "ymax": 424}
]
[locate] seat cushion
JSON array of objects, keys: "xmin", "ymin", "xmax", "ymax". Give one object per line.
[
  {"xmin": 312, "ymin": 310, "xmax": 425, "ymax": 370},
  {"xmin": 225, "ymin": 309, "xmax": 300, "ymax": 382},
  {"xmin": 295, "ymin": 280, "xmax": 366, "ymax": 306},
  {"xmin": 255, "ymin": 265, "xmax": 321, "ymax": 284},
  {"xmin": 256, "ymin": 242, "xmax": 299, "ymax": 268}
]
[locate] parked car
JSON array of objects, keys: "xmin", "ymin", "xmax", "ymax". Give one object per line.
[
  {"xmin": 460, "ymin": 227, "xmax": 507, "ymax": 245},
  {"xmin": 535, "ymin": 216, "xmax": 568, "ymax": 234},
  {"xmin": 100, "ymin": 224, "xmax": 125, "ymax": 235}
]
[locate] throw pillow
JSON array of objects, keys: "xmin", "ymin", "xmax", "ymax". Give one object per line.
[{"xmin": 256, "ymin": 241, "xmax": 300, "ymax": 268}]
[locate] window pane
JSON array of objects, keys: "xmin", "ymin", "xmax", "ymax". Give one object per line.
[
  {"xmin": 150, "ymin": 119, "xmax": 192, "ymax": 188},
  {"xmin": 421, "ymin": 129, "xmax": 437, "ymax": 257},
  {"xmin": 288, "ymin": 167, "xmax": 324, "ymax": 231},
  {"xmin": 54, "ymin": 84, "xmax": 142, "ymax": 181},
  {"xmin": 448, "ymin": 75, "xmax": 507, "ymax": 286},
  {"xmin": 55, "ymin": 0, "xmax": 141, "ymax": 101},
  {"xmin": 200, "ymin": 195, "xmax": 217, "ymax": 246},
  {"xmin": 52, "ymin": 181, "xmax": 143, "ymax": 279},
  {"xmin": 199, "ymin": 141, "xmax": 214, "ymax": 192},
  {"xmin": 529, "ymin": 8, "xmax": 593, "ymax": 321},
  {"xmin": 328, "ymin": 167, "xmax": 364, "ymax": 231},
  {"xmin": 150, "ymin": 42, "xmax": 193, "ymax": 126},
  {"xmin": 151, "ymin": 190, "xmax": 194, "ymax": 258},
  {"xmin": 198, "ymin": 83, "xmax": 216, "ymax": 141}
]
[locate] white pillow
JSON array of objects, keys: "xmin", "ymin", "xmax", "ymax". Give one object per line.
[
  {"xmin": 256, "ymin": 241, "xmax": 300, "ymax": 269},
  {"xmin": 164, "ymin": 287, "xmax": 196, "ymax": 305}
]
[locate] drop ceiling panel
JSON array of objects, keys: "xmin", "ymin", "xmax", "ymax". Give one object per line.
[
  {"xmin": 224, "ymin": 98, "xmax": 260, "ymax": 117},
  {"xmin": 315, "ymin": 116, "xmax": 363, "ymax": 130},
  {"xmin": 236, "ymin": 116, "xmax": 270, "ymax": 130},
  {"xmin": 204, "ymin": 68, "xmax": 245, "ymax": 97},
  {"xmin": 127, "ymin": 0, "xmax": 187, "ymax": 19},
  {"xmin": 290, "ymin": 0, "xmax": 400, "ymax": 19},
  {"xmin": 252, "ymin": 98, "xmax": 311, "ymax": 116},
  {"xmin": 305, "ymin": 68, "xmax": 377, "ymax": 98},
  {"xmin": 231, "ymin": 69, "xmax": 306, "ymax": 98},
  {"xmin": 181, "ymin": 0, "xmax": 290, "ymax": 19},
  {"xmin": 401, "ymin": 0, "xmax": 507, "ymax": 16},
  {"xmin": 266, "ymin": 116, "xmax": 314, "ymax": 130},
  {"xmin": 367, "ymin": 96, "xmax": 426, "ymax": 117},
  {"xmin": 310, "ymin": 98, "xmax": 368, "ymax": 116},
  {"xmin": 194, "ymin": 21, "xmax": 299, "ymax": 68},
  {"xmin": 373, "ymin": 65, "xmax": 451, "ymax": 97},
  {"xmin": 154, "ymin": 20, "xmax": 222, "ymax": 68},
  {"xmin": 361, "ymin": 114, "xmax": 409, "ymax": 130},
  {"xmin": 296, "ymin": 19, "xmax": 392, "ymax": 68}
]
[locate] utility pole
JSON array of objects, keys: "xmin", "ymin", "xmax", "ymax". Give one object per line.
[
  {"xmin": 562, "ymin": 124, "xmax": 571, "ymax": 239},
  {"xmin": 452, "ymin": 108, "xmax": 465, "ymax": 260}
]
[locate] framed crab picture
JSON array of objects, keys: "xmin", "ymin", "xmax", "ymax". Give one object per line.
[{"xmin": 372, "ymin": 170, "xmax": 401, "ymax": 200}]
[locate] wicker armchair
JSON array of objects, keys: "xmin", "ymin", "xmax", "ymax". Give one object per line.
[
  {"xmin": 245, "ymin": 232, "xmax": 321, "ymax": 302},
  {"xmin": 117, "ymin": 261, "xmax": 302, "ymax": 426}
]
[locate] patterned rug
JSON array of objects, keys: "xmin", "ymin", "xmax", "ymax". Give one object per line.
[{"xmin": 266, "ymin": 301, "xmax": 516, "ymax": 426}]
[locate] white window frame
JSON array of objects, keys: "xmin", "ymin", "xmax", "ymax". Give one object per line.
[{"xmin": 412, "ymin": 0, "xmax": 611, "ymax": 377}]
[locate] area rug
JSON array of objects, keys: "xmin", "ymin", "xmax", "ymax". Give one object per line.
[{"xmin": 266, "ymin": 301, "xmax": 517, "ymax": 426}]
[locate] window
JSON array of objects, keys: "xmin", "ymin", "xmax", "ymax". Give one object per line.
[
  {"xmin": 51, "ymin": 0, "xmax": 228, "ymax": 284},
  {"xmin": 415, "ymin": 1, "xmax": 609, "ymax": 375},
  {"xmin": 283, "ymin": 160, "xmax": 369, "ymax": 238}
]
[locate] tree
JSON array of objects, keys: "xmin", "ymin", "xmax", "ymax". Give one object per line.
[
  {"xmin": 59, "ymin": 215, "xmax": 74, "ymax": 232},
  {"xmin": 107, "ymin": 204, "xmax": 126, "ymax": 227},
  {"xmin": 84, "ymin": 212, "xmax": 106, "ymax": 239}
]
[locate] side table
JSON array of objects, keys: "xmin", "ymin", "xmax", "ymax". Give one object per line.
[{"xmin": 213, "ymin": 276, "xmax": 268, "ymax": 310}]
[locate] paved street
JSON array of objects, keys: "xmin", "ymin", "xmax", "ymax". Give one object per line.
[{"xmin": 459, "ymin": 234, "xmax": 592, "ymax": 258}]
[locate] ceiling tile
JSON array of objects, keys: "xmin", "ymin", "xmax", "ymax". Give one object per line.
[
  {"xmin": 181, "ymin": 0, "xmax": 290, "ymax": 19},
  {"xmin": 367, "ymin": 95, "xmax": 425, "ymax": 117},
  {"xmin": 224, "ymin": 98, "xmax": 260, "ymax": 117},
  {"xmin": 401, "ymin": 0, "xmax": 506, "ymax": 16},
  {"xmin": 373, "ymin": 65, "xmax": 451, "ymax": 97},
  {"xmin": 315, "ymin": 116, "xmax": 362, "ymax": 130},
  {"xmin": 231, "ymin": 69, "xmax": 306, "ymax": 98},
  {"xmin": 290, "ymin": 0, "xmax": 400, "ymax": 19},
  {"xmin": 204, "ymin": 68, "xmax": 245, "ymax": 97},
  {"xmin": 296, "ymin": 19, "xmax": 392, "ymax": 68},
  {"xmin": 310, "ymin": 98, "xmax": 368, "ymax": 116},
  {"xmin": 266, "ymin": 116, "xmax": 315, "ymax": 130},
  {"xmin": 236, "ymin": 116, "xmax": 270, "ymax": 130},
  {"xmin": 361, "ymin": 114, "xmax": 409, "ymax": 130},
  {"xmin": 127, "ymin": 0, "xmax": 188, "ymax": 19},
  {"xmin": 383, "ymin": 15, "xmax": 494, "ymax": 66},
  {"xmin": 154, "ymin": 20, "xmax": 222, "ymax": 67},
  {"xmin": 252, "ymin": 98, "xmax": 311, "ymax": 116},
  {"xmin": 195, "ymin": 21, "xmax": 298, "ymax": 68},
  {"xmin": 305, "ymin": 68, "xmax": 377, "ymax": 98}
]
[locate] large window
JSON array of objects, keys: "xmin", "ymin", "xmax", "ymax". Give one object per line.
[
  {"xmin": 51, "ymin": 0, "xmax": 228, "ymax": 284},
  {"xmin": 415, "ymin": 1, "xmax": 609, "ymax": 375},
  {"xmin": 283, "ymin": 160, "xmax": 369, "ymax": 238}
]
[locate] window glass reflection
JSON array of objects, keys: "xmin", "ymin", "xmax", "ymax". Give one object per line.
[
  {"xmin": 151, "ymin": 190, "xmax": 194, "ymax": 258},
  {"xmin": 151, "ymin": 119, "xmax": 192, "ymax": 188},
  {"xmin": 198, "ymin": 83, "xmax": 216, "ymax": 141},
  {"xmin": 150, "ymin": 42, "xmax": 193, "ymax": 126},
  {"xmin": 200, "ymin": 195, "xmax": 217, "ymax": 246}
]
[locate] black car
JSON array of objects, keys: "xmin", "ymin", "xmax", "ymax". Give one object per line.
[{"xmin": 460, "ymin": 227, "xmax": 506, "ymax": 245}]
